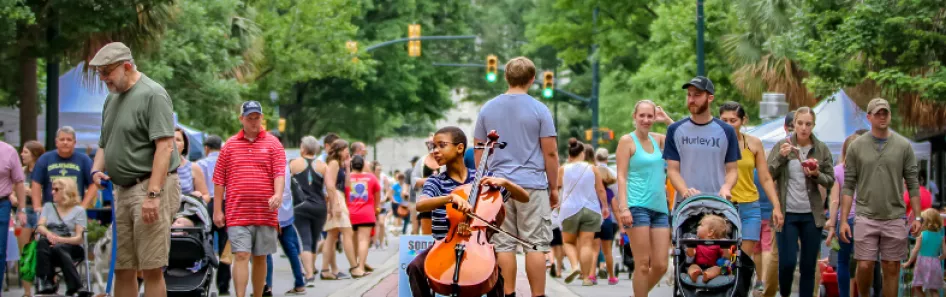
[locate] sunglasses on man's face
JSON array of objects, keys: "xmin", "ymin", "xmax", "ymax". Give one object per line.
[{"xmin": 95, "ymin": 63, "xmax": 123, "ymax": 77}]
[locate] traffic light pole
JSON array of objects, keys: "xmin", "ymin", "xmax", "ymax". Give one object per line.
[
  {"xmin": 364, "ymin": 35, "xmax": 477, "ymax": 52},
  {"xmin": 590, "ymin": 6, "xmax": 601, "ymax": 148}
]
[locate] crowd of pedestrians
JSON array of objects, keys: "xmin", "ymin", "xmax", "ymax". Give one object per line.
[{"xmin": 0, "ymin": 46, "xmax": 942, "ymax": 297}]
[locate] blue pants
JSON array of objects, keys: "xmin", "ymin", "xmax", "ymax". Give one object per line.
[
  {"xmin": 0, "ymin": 200, "xmax": 11, "ymax": 290},
  {"xmin": 837, "ymin": 217, "xmax": 855, "ymax": 297},
  {"xmin": 266, "ymin": 225, "xmax": 306, "ymax": 289},
  {"xmin": 778, "ymin": 213, "xmax": 822, "ymax": 297}
]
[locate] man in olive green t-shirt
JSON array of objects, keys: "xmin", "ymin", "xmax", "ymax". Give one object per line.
[
  {"xmin": 839, "ymin": 98, "xmax": 921, "ymax": 297},
  {"xmin": 89, "ymin": 42, "xmax": 181, "ymax": 297}
]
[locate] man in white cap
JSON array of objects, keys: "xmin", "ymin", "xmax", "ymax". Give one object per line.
[{"xmin": 89, "ymin": 42, "xmax": 181, "ymax": 297}]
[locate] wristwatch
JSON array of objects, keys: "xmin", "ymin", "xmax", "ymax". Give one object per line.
[
  {"xmin": 148, "ymin": 191, "xmax": 161, "ymax": 199},
  {"xmin": 916, "ymin": 217, "xmax": 924, "ymax": 222}
]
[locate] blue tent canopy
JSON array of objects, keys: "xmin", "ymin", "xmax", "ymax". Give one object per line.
[
  {"xmin": 746, "ymin": 89, "xmax": 931, "ymax": 161},
  {"xmin": 37, "ymin": 64, "xmax": 206, "ymax": 159}
]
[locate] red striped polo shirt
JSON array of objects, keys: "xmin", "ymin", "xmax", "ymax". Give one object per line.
[{"xmin": 212, "ymin": 130, "xmax": 286, "ymax": 227}]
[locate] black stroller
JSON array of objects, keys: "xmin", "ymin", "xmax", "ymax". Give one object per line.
[
  {"xmin": 166, "ymin": 195, "xmax": 218, "ymax": 297},
  {"xmin": 671, "ymin": 195, "xmax": 754, "ymax": 297}
]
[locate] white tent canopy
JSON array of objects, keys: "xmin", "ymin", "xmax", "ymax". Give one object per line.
[{"xmin": 746, "ymin": 89, "xmax": 932, "ymax": 161}]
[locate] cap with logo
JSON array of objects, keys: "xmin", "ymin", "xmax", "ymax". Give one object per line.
[
  {"xmin": 867, "ymin": 98, "xmax": 891, "ymax": 114},
  {"xmin": 681, "ymin": 76, "xmax": 715, "ymax": 95},
  {"xmin": 241, "ymin": 101, "xmax": 263, "ymax": 116},
  {"xmin": 89, "ymin": 42, "xmax": 134, "ymax": 67}
]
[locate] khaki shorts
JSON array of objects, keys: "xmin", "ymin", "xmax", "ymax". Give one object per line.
[
  {"xmin": 492, "ymin": 189, "xmax": 552, "ymax": 253},
  {"xmin": 853, "ymin": 216, "xmax": 908, "ymax": 261},
  {"xmin": 561, "ymin": 208, "xmax": 602, "ymax": 234},
  {"xmin": 114, "ymin": 173, "xmax": 181, "ymax": 270}
]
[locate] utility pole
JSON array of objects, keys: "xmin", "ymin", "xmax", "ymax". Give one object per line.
[
  {"xmin": 45, "ymin": 17, "xmax": 59, "ymax": 150},
  {"xmin": 590, "ymin": 6, "xmax": 601, "ymax": 148},
  {"xmin": 696, "ymin": 0, "xmax": 706, "ymax": 76}
]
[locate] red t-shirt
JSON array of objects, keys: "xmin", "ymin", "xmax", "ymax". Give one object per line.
[
  {"xmin": 904, "ymin": 185, "xmax": 933, "ymax": 217},
  {"xmin": 346, "ymin": 172, "xmax": 381, "ymax": 225},
  {"xmin": 212, "ymin": 130, "xmax": 286, "ymax": 227},
  {"xmin": 694, "ymin": 245, "xmax": 722, "ymax": 267}
]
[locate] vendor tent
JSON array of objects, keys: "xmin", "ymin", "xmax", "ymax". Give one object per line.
[
  {"xmin": 0, "ymin": 64, "xmax": 206, "ymax": 160},
  {"xmin": 746, "ymin": 89, "xmax": 932, "ymax": 161}
]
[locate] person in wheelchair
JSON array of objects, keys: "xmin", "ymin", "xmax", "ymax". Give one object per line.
[{"xmin": 35, "ymin": 178, "xmax": 88, "ymax": 295}]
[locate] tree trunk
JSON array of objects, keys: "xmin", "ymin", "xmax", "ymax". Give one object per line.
[{"xmin": 18, "ymin": 55, "xmax": 38, "ymax": 147}]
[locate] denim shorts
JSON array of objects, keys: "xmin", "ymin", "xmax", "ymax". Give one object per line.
[
  {"xmin": 23, "ymin": 207, "xmax": 38, "ymax": 228},
  {"xmin": 628, "ymin": 207, "xmax": 669, "ymax": 228},
  {"xmin": 736, "ymin": 201, "xmax": 762, "ymax": 242}
]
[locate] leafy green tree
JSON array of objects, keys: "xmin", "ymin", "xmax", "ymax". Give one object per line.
[
  {"xmin": 794, "ymin": 0, "xmax": 946, "ymax": 130},
  {"xmin": 138, "ymin": 0, "xmax": 261, "ymax": 137}
]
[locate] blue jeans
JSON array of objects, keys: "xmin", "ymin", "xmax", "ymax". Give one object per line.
[
  {"xmin": 266, "ymin": 225, "xmax": 306, "ymax": 289},
  {"xmin": 837, "ymin": 217, "xmax": 855, "ymax": 297},
  {"xmin": 777, "ymin": 213, "xmax": 822, "ymax": 297},
  {"xmin": 0, "ymin": 199, "xmax": 10, "ymax": 289}
]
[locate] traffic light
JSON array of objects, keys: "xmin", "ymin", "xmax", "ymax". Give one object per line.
[
  {"xmin": 278, "ymin": 118, "xmax": 286, "ymax": 132},
  {"xmin": 584, "ymin": 128, "xmax": 615, "ymax": 143},
  {"xmin": 346, "ymin": 41, "xmax": 358, "ymax": 62},
  {"xmin": 408, "ymin": 24, "xmax": 421, "ymax": 57},
  {"xmin": 486, "ymin": 55, "xmax": 498, "ymax": 83},
  {"xmin": 542, "ymin": 71, "xmax": 554, "ymax": 98}
]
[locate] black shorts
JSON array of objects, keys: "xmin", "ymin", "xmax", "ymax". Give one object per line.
[
  {"xmin": 353, "ymin": 223, "xmax": 375, "ymax": 230},
  {"xmin": 417, "ymin": 211, "xmax": 432, "ymax": 220},
  {"xmin": 594, "ymin": 219, "xmax": 616, "ymax": 241},
  {"xmin": 550, "ymin": 228, "xmax": 563, "ymax": 246}
]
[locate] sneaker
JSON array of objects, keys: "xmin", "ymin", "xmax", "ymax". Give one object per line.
[
  {"xmin": 753, "ymin": 281, "xmax": 765, "ymax": 292},
  {"xmin": 608, "ymin": 277, "xmax": 619, "ymax": 285},
  {"xmin": 589, "ymin": 275, "xmax": 598, "ymax": 285},
  {"xmin": 262, "ymin": 285, "xmax": 273, "ymax": 297}
]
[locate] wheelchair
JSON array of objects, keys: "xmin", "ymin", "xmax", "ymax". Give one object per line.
[{"xmin": 34, "ymin": 229, "xmax": 93, "ymax": 297}]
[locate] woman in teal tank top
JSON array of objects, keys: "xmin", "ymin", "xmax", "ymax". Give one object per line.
[{"xmin": 614, "ymin": 100, "xmax": 674, "ymax": 297}]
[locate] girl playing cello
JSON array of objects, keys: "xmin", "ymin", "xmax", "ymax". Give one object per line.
[{"xmin": 407, "ymin": 126, "xmax": 530, "ymax": 297}]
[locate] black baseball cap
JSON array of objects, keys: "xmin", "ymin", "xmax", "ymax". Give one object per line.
[
  {"xmin": 681, "ymin": 76, "xmax": 715, "ymax": 95},
  {"xmin": 241, "ymin": 101, "xmax": 263, "ymax": 116}
]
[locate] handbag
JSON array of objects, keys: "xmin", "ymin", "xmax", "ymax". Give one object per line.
[
  {"xmin": 19, "ymin": 240, "xmax": 37, "ymax": 282},
  {"xmin": 46, "ymin": 203, "xmax": 73, "ymax": 237},
  {"xmin": 396, "ymin": 204, "xmax": 410, "ymax": 218}
]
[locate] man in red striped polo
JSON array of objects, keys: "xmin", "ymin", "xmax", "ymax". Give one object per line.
[{"xmin": 212, "ymin": 100, "xmax": 286, "ymax": 297}]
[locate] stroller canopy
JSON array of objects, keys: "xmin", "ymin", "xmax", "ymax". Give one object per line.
[
  {"xmin": 178, "ymin": 195, "xmax": 212, "ymax": 234},
  {"xmin": 671, "ymin": 195, "xmax": 742, "ymax": 241}
]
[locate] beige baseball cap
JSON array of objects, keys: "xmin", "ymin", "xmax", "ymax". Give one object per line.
[
  {"xmin": 867, "ymin": 98, "xmax": 891, "ymax": 114},
  {"xmin": 89, "ymin": 42, "xmax": 134, "ymax": 67}
]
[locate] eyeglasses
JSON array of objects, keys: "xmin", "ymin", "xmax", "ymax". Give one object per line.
[
  {"xmin": 52, "ymin": 187, "xmax": 61, "ymax": 192},
  {"xmin": 426, "ymin": 141, "xmax": 461, "ymax": 151},
  {"xmin": 95, "ymin": 63, "xmax": 123, "ymax": 77}
]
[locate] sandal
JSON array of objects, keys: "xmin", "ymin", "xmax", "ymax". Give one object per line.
[
  {"xmin": 319, "ymin": 269, "xmax": 338, "ymax": 280},
  {"xmin": 349, "ymin": 267, "xmax": 371, "ymax": 279},
  {"xmin": 285, "ymin": 287, "xmax": 306, "ymax": 296},
  {"xmin": 364, "ymin": 264, "xmax": 375, "ymax": 272}
]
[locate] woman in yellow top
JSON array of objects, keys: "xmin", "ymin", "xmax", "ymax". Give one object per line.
[{"xmin": 718, "ymin": 102, "xmax": 783, "ymax": 258}]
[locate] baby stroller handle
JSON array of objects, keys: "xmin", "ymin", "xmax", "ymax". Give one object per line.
[
  {"xmin": 170, "ymin": 227, "xmax": 203, "ymax": 236},
  {"xmin": 677, "ymin": 238, "xmax": 739, "ymax": 248}
]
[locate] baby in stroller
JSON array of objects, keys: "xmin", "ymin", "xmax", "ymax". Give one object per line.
[
  {"xmin": 685, "ymin": 214, "xmax": 732, "ymax": 283},
  {"xmin": 164, "ymin": 195, "xmax": 218, "ymax": 296}
]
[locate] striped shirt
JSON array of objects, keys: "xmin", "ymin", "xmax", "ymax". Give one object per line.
[
  {"xmin": 213, "ymin": 130, "xmax": 286, "ymax": 227},
  {"xmin": 420, "ymin": 168, "xmax": 510, "ymax": 240}
]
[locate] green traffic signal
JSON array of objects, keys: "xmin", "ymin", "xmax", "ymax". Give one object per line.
[
  {"xmin": 542, "ymin": 88, "xmax": 553, "ymax": 98},
  {"xmin": 486, "ymin": 72, "xmax": 497, "ymax": 83}
]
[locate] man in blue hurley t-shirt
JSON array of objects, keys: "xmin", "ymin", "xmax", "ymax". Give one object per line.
[
  {"xmin": 664, "ymin": 76, "xmax": 741, "ymax": 202},
  {"xmin": 27, "ymin": 126, "xmax": 96, "ymax": 209}
]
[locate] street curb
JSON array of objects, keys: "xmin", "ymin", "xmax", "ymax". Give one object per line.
[{"xmin": 329, "ymin": 245, "xmax": 401, "ymax": 297}]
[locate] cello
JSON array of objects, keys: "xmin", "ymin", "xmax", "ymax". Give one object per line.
[{"xmin": 424, "ymin": 130, "xmax": 538, "ymax": 297}]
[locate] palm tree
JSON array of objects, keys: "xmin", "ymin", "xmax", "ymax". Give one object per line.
[{"xmin": 722, "ymin": 0, "xmax": 816, "ymax": 109}]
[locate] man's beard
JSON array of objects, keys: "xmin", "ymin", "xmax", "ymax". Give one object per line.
[{"xmin": 688, "ymin": 101, "xmax": 708, "ymax": 115}]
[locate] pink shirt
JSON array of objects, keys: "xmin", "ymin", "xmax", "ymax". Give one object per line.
[
  {"xmin": 834, "ymin": 164, "xmax": 856, "ymax": 220},
  {"xmin": 904, "ymin": 186, "xmax": 933, "ymax": 217},
  {"xmin": 0, "ymin": 141, "xmax": 25, "ymax": 197}
]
